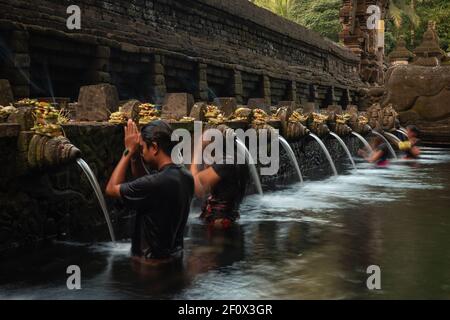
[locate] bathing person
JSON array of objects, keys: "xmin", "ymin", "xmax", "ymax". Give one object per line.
[
  {"xmin": 106, "ymin": 120, "xmax": 194, "ymax": 263},
  {"xmin": 358, "ymin": 135, "xmax": 390, "ymax": 166},
  {"xmin": 190, "ymin": 128, "xmax": 248, "ymax": 229},
  {"xmin": 399, "ymin": 125, "xmax": 421, "ymax": 160}
]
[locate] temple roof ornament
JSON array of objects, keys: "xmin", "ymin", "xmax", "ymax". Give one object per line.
[
  {"xmin": 388, "ymin": 36, "xmax": 413, "ymax": 65},
  {"xmin": 339, "ymin": 0, "xmax": 389, "ymax": 85},
  {"xmin": 413, "ymin": 21, "xmax": 445, "ymax": 66}
]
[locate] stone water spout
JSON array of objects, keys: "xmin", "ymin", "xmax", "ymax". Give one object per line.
[
  {"xmin": 9, "ymin": 99, "xmax": 115, "ymax": 242},
  {"xmin": 276, "ymin": 107, "xmax": 310, "ymax": 141},
  {"xmin": 213, "ymin": 124, "xmax": 264, "ymax": 196},
  {"xmin": 9, "ymin": 100, "xmax": 83, "ymax": 170},
  {"xmin": 366, "ymin": 103, "xmax": 399, "ymax": 134},
  {"xmin": 347, "ymin": 109, "xmax": 372, "ymax": 135},
  {"xmin": 366, "ymin": 103, "xmax": 383, "ymax": 132},
  {"xmin": 324, "ymin": 105, "xmax": 353, "ymax": 136},
  {"xmin": 381, "ymin": 104, "xmax": 399, "ymax": 133},
  {"xmin": 27, "ymin": 135, "xmax": 82, "ymax": 169},
  {"xmin": 306, "ymin": 112, "xmax": 331, "ymax": 137}
]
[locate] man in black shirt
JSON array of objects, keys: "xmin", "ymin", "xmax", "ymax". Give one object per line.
[{"xmin": 106, "ymin": 120, "xmax": 194, "ymax": 262}]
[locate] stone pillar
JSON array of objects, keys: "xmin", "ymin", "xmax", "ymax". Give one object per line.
[
  {"xmin": 329, "ymin": 86, "xmax": 338, "ymax": 105},
  {"xmin": 309, "ymin": 84, "xmax": 318, "ymax": 103},
  {"xmin": 263, "ymin": 75, "xmax": 271, "ymax": 106},
  {"xmin": 344, "ymin": 88, "xmax": 352, "ymax": 107},
  {"xmin": 0, "ymin": 79, "xmax": 14, "ymax": 105},
  {"xmin": 152, "ymin": 54, "xmax": 166, "ymax": 104},
  {"xmin": 6, "ymin": 30, "xmax": 30, "ymax": 99},
  {"xmin": 233, "ymin": 70, "xmax": 243, "ymax": 104},
  {"xmin": 288, "ymin": 80, "xmax": 298, "ymax": 104},
  {"xmin": 90, "ymin": 45, "xmax": 111, "ymax": 84},
  {"xmin": 197, "ymin": 63, "xmax": 208, "ymax": 101}
]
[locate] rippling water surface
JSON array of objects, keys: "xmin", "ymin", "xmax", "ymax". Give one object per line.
[{"xmin": 1, "ymin": 148, "xmax": 450, "ymax": 299}]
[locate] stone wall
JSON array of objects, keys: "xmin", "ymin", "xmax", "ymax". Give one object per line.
[
  {"xmin": 0, "ymin": 123, "xmax": 125, "ymax": 255},
  {"xmin": 0, "ymin": 0, "xmax": 362, "ymax": 105},
  {"xmin": 384, "ymin": 65, "xmax": 450, "ymax": 146},
  {"xmin": 261, "ymin": 135, "xmax": 361, "ymax": 189},
  {"xmin": 0, "ymin": 121, "xmax": 363, "ymax": 256}
]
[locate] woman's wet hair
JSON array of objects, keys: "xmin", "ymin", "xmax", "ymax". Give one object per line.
[{"xmin": 141, "ymin": 120, "xmax": 175, "ymax": 156}]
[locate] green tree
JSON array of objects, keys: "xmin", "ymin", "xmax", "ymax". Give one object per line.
[
  {"xmin": 249, "ymin": 0, "xmax": 342, "ymax": 42},
  {"xmin": 248, "ymin": 0, "xmax": 449, "ymax": 53},
  {"xmin": 249, "ymin": 0, "xmax": 301, "ymax": 21},
  {"xmin": 296, "ymin": 0, "xmax": 342, "ymax": 42},
  {"xmin": 386, "ymin": 0, "xmax": 449, "ymax": 53}
]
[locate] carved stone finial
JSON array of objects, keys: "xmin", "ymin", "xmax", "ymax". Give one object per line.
[
  {"xmin": 413, "ymin": 20, "xmax": 445, "ymax": 65},
  {"xmin": 388, "ymin": 36, "xmax": 413, "ymax": 65}
]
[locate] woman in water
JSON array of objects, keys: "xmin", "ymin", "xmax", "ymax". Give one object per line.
[{"xmin": 190, "ymin": 127, "xmax": 249, "ymax": 229}]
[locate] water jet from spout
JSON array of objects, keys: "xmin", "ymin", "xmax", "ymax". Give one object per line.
[
  {"xmin": 76, "ymin": 158, "xmax": 116, "ymax": 243},
  {"xmin": 235, "ymin": 138, "xmax": 264, "ymax": 195},
  {"xmin": 309, "ymin": 133, "xmax": 338, "ymax": 176},
  {"xmin": 329, "ymin": 132, "xmax": 357, "ymax": 170},
  {"xmin": 351, "ymin": 132, "xmax": 373, "ymax": 156},
  {"xmin": 371, "ymin": 131, "xmax": 397, "ymax": 159},
  {"xmin": 279, "ymin": 136, "xmax": 303, "ymax": 184}
]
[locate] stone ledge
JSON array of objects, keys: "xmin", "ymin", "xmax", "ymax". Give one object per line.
[
  {"xmin": 196, "ymin": 0, "xmax": 358, "ymax": 62},
  {"xmin": 62, "ymin": 121, "xmax": 118, "ymax": 128},
  {"xmin": 0, "ymin": 123, "xmax": 20, "ymax": 138}
]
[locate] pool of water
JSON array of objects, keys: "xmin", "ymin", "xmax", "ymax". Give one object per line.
[{"xmin": 1, "ymin": 148, "xmax": 450, "ymax": 300}]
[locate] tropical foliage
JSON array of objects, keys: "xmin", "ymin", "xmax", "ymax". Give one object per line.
[
  {"xmin": 249, "ymin": 0, "xmax": 342, "ymax": 42},
  {"xmin": 249, "ymin": 0, "xmax": 449, "ymax": 53}
]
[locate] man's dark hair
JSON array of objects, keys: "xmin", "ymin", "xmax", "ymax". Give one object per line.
[
  {"xmin": 141, "ymin": 120, "xmax": 175, "ymax": 156},
  {"xmin": 407, "ymin": 125, "xmax": 420, "ymax": 137}
]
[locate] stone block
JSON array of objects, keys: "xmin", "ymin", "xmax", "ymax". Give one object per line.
[
  {"xmin": 162, "ymin": 93, "xmax": 194, "ymax": 120},
  {"xmin": 213, "ymin": 97, "xmax": 237, "ymax": 117},
  {"xmin": 16, "ymin": 130, "xmax": 32, "ymax": 151},
  {"xmin": 0, "ymin": 80, "xmax": 14, "ymax": 106},
  {"xmin": 346, "ymin": 105, "xmax": 359, "ymax": 114},
  {"xmin": 77, "ymin": 84, "xmax": 119, "ymax": 121},
  {"xmin": 247, "ymin": 98, "xmax": 270, "ymax": 113},
  {"xmin": 304, "ymin": 103, "xmax": 319, "ymax": 114},
  {"xmin": 120, "ymin": 99, "xmax": 141, "ymax": 123},
  {"xmin": 327, "ymin": 105, "xmax": 343, "ymax": 114},
  {"xmin": 0, "ymin": 123, "xmax": 20, "ymax": 138},
  {"xmin": 67, "ymin": 103, "xmax": 78, "ymax": 120},
  {"xmin": 7, "ymin": 106, "xmax": 34, "ymax": 131}
]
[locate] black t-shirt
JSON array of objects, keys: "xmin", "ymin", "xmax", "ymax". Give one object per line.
[{"xmin": 120, "ymin": 164, "xmax": 194, "ymax": 259}]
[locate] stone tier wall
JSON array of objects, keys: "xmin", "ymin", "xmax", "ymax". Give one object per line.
[
  {"xmin": 0, "ymin": 122, "xmax": 363, "ymax": 256},
  {"xmin": 0, "ymin": 0, "xmax": 362, "ymax": 106}
]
